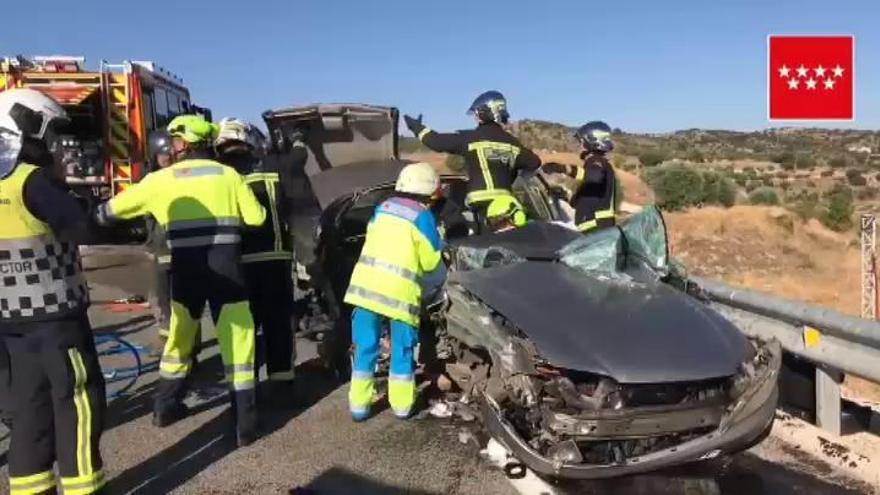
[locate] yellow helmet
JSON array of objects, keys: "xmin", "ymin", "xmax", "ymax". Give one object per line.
[
  {"xmin": 486, "ymin": 195, "xmax": 526, "ymax": 228},
  {"xmin": 167, "ymin": 115, "xmax": 219, "ymax": 144}
]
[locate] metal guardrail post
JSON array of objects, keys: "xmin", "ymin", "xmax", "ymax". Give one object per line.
[{"xmin": 816, "ymin": 365, "xmax": 844, "ymax": 436}]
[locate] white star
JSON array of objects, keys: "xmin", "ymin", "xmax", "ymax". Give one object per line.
[
  {"xmin": 778, "ymin": 64, "xmax": 791, "ymax": 78},
  {"xmin": 787, "ymin": 78, "xmax": 799, "ymax": 90},
  {"xmin": 806, "ymin": 78, "xmax": 817, "ymax": 90},
  {"xmin": 832, "ymin": 65, "xmax": 845, "ymax": 78},
  {"xmin": 814, "ymin": 65, "xmax": 826, "ymax": 78},
  {"xmin": 824, "ymin": 78, "xmax": 836, "ymax": 89},
  {"xmin": 796, "ymin": 65, "xmax": 809, "ymax": 78}
]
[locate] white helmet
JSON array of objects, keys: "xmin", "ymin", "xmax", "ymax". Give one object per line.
[
  {"xmin": 215, "ymin": 118, "xmax": 266, "ymax": 153},
  {"xmin": 0, "ymin": 89, "xmax": 68, "ymax": 178},
  {"xmin": 395, "ymin": 162, "xmax": 440, "ymax": 197},
  {"xmin": 0, "ymin": 88, "xmax": 68, "ymax": 139}
]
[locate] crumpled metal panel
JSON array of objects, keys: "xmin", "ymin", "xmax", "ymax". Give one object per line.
[{"xmin": 450, "ymin": 262, "xmax": 751, "ymax": 383}]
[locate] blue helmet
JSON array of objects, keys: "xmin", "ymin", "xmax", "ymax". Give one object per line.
[
  {"xmin": 467, "ymin": 90, "xmax": 509, "ymax": 124},
  {"xmin": 575, "ymin": 121, "xmax": 614, "ymax": 153}
]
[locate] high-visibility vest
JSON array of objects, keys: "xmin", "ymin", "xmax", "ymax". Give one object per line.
[
  {"xmin": 0, "ymin": 164, "xmax": 88, "ymax": 322},
  {"xmin": 344, "ymin": 197, "xmax": 442, "ymax": 326},
  {"xmin": 97, "ymin": 159, "xmax": 266, "ymax": 249},
  {"xmin": 241, "ymin": 172, "xmax": 292, "ymax": 263}
]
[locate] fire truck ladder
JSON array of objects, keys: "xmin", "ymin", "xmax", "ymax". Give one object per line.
[{"xmin": 101, "ymin": 61, "xmax": 133, "ymax": 196}]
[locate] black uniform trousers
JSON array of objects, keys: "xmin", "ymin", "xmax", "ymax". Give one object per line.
[
  {"xmin": 151, "ymin": 259, "xmax": 171, "ymax": 337},
  {"xmin": 1, "ymin": 314, "xmax": 106, "ymax": 494},
  {"xmin": 155, "ymin": 245, "xmax": 257, "ymax": 436},
  {"xmin": 244, "ymin": 260, "xmax": 295, "ymax": 382}
]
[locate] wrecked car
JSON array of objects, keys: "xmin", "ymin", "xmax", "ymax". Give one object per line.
[
  {"xmin": 263, "ymin": 103, "xmax": 782, "ymax": 479},
  {"xmin": 441, "ymin": 209, "xmax": 781, "ymax": 478}
]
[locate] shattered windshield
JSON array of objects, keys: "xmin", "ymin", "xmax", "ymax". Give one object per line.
[
  {"xmin": 451, "ymin": 245, "xmax": 526, "ymax": 271},
  {"xmin": 560, "ymin": 206, "xmax": 670, "ymax": 277}
]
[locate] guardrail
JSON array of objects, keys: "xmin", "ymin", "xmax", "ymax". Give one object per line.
[{"xmin": 691, "ymin": 276, "xmax": 880, "ymax": 436}]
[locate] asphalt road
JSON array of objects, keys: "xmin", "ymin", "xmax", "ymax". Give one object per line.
[{"xmin": 0, "ymin": 246, "xmax": 873, "ymax": 494}]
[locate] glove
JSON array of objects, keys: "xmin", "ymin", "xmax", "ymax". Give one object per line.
[
  {"xmin": 404, "ymin": 114, "xmax": 423, "ymax": 134},
  {"xmin": 288, "ymin": 125, "xmax": 309, "ymax": 145},
  {"xmin": 542, "ymin": 162, "xmax": 568, "ymax": 174}
]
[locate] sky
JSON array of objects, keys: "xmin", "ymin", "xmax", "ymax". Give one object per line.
[{"xmin": 4, "ymin": 0, "xmax": 879, "ymax": 133}]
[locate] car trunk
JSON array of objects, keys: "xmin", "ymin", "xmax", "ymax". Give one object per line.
[{"xmin": 262, "ymin": 104, "xmax": 401, "ymax": 266}]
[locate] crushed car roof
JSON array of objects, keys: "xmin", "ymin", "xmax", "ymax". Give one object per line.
[{"xmin": 451, "ymin": 221, "xmax": 581, "ymax": 260}]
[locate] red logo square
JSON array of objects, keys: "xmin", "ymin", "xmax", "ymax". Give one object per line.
[{"xmin": 768, "ymin": 35, "xmax": 854, "ymax": 121}]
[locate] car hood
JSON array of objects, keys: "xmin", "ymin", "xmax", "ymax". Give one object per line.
[{"xmin": 450, "ymin": 262, "xmax": 751, "ymax": 383}]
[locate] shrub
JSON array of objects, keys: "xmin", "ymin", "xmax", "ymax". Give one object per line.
[
  {"xmin": 821, "ymin": 185, "xmax": 854, "ymax": 232},
  {"xmin": 790, "ymin": 192, "xmax": 820, "ymax": 221},
  {"xmin": 772, "ymin": 151, "xmax": 796, "ymax": 167},
  {"xmin": 444, "ymin": 154, "xmax": 465, "ymax": 172},
  {"xmin": 687, "ymin": 149, "xmax": 705, "ymax": 163},
  {"xmin": 716, "ymin": 175, "xmax": 737, "ymax": 207},
  {"xmin": 820, "ymin": 169, "xmax": 834, "ymax": 177},
  {"xmin": 796, "ymin": 153, "xmax": 817, "ymax": 169},
  {"xmin": 643, "ymin": 164, "xmax": 736, "ymax": 210},
  {"xmin": 637, "ymin": 150, "xmax": 669, "ymax": 168},
  {"xmin": 830, "ymin": 156, "xmax": 850, "ymax": 168},
  {"xmin": 644, "ymin": 164, "xmax": 703, "ymax": 210},
  {"xmin": 748, "ymin": 187, "xmax": 780, "ymax": 205},
  {"xmin": 848, "ymin": 174, "xmax": 867, "ymax": 186}
]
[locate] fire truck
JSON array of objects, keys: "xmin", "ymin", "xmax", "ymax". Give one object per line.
[{"xmin": 0, "ymin": 55, "xmax": 211, "ymax": 203}]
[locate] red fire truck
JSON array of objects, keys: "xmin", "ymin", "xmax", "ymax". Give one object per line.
[{"xmin": 1, "ymin": 55, "xmax": 211, "ymax": 203}]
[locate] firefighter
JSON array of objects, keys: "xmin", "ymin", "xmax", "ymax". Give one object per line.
[
  {"xmin": 0, "ymin": 88, "xmax": 106, "ymax": 494},
  {"xmin": 215, "ymin": 119, "xmax": 299, "ymax": 407},
  {"xmin": 403, "ymin": 90, "xmax": 541, "ymax": 233},
  {"xmin": 484, "ymin": 195, "xmax": 527, "ymax": 233},
  {"xmin": 542, "ymin": 121, "xmax": 617, "ymax": 233},
  {"xmin": 95, "ymin": 114, "xmax": 266, "ymax": 446},
  {"xmin": 146, "ymin": 129, "xmax": 173, "ymax": 341},
  {"xmin": 344, "ymin": 162, "xmax": 444, "ymax": 421}
]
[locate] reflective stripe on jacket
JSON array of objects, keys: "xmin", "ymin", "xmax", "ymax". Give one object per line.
[
  {"xmin": 344, "ymin": 197, "xmax": 442, "ymax": 326},
  {"xmin": 241, "ymin": 172, "xmax": 292, "ymax": 263},
  {"xmin": 0, "ymin": 164, "xmax": 88, "ymax": 322},
  {"xmin": 97, "ymin": 159, "xmax": 266, "ymax": 249},
  {"xmin": 411, "ymin": 122, "xmax": 542, "ymax": 208},
  {"xmin": 574, "ymin": 156, "xmax": 618, "ymax": 233}
]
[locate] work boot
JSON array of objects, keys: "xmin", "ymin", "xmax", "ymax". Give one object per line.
[
  {"xmin": 236, "ymin": 424, "xmax": 259, "ymax": 448},
  {"xmin": 152, "ymin": 402, "xmax": 189, "ymax": 427}
]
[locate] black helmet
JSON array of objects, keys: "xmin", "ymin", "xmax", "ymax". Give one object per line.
[
  {"xmin": 467, "ymin": 90, "xmax": 509, "ymax": 124},
  {"xmin": 575, "ymin": 121, "xmax": 614, "ymax": 153},
  {"xmin": 148, "ymin": 129, "xmax": 172, "ymax": 159}
]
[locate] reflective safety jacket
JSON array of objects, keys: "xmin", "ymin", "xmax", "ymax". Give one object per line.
[
  {"xmin": 411, "ymin": 121, "xmax": 541, "ymax": 207},
  {"xmin": 570, "ymin": 155, "xmax": 617, "ymax": 233},
  {"xmin": 344, "ymin": 197, "xmax": 443, "ymax": 326},
  {"xmin": 96, "ymin": 159, "xmax": 266, "ymax": 248},
  {"xmin": 241, "ymin": 171, "xmax": 292, "ymax": 263},
  {"xmin": 0, "ymin": 164, "xmax": 89, "ymax": 322}
]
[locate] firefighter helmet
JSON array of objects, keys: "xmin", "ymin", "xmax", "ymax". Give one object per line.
[
  {"xmin": 467, "ymin": 90, "xmax": 510, "ymax": 124},
  {"xmin": 486, "ymin": 195, "xmax": 527, "ymax": 228},
  {"xmin": 575, "ymin": 121, "xmax": 614, "ymax": 153},
  {"xmin": 167, "ymin": 115, "xmax": 219, "ymax": 144}
]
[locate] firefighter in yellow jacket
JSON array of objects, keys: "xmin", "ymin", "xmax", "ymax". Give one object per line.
[
  {"xmin": 96, "ymin": 115, "xmax": 266, "ymax": 446},
  {"xmin": 0, "ymin": 89, "xmax": 106, "ymax": 494},
  {"xmin": 344, "ymin": 162, "xmax": 445, "ymax": 421}
]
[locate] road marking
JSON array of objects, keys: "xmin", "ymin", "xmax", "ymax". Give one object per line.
[{"xmin": 482, "ymin": 438, "xmax": 558, "ymax": 495}]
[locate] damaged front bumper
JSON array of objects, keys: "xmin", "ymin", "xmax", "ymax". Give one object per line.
[{"xmin": 482, "ymin": 340, "xmax": 782, "ymax": 479}]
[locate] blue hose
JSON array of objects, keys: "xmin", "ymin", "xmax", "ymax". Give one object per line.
[{"xmin": 94, "ymin": 334, "xmax": 146, "ymax": 399}]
